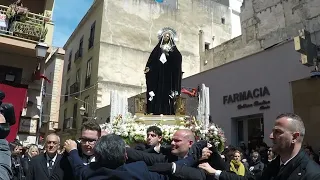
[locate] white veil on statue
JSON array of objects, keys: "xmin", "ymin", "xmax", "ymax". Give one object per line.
[
  {"xmin": 110, "ymin": 90, "xmax": 128, "ymax": 123},
  {"xmin": 197, "ymin": 84, "xmax": 210, "ymax": 129}
]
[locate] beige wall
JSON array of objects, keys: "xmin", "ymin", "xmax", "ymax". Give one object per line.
[
  {"xmin": 201, "ymin": 0, "xmax": 320, "ymax": 71},
  {"xmin": 43, "ymin": 48, "xmax": 64, "ymax": 131},
  {"xmin": 292, "ymin": 78, "xmax": 320, "ymax": 151}
]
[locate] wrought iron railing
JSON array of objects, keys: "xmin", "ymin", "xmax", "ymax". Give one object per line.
[
  {"xmin": 67, "ymin": 62, "xmax": 71, "ymax": 71},
  {"xmin": 75, "ymin": 48, "xmax": 83, "ymax": 61},
  {"xmin": 0, "ymin": 5, "xmax": 48, "ymax": 42},
  {"xmin": 85, "ymin": 76, "xmax": 91, "ymax": 88},
  {"xmin": 64, "ymin": 92, "xmax": 69, "ymax": 102},
  {"xmin": 70, "ymin": 82, "xmax": 80, "ymax": 96},
  {"xmin": 88, "ymin": 38, "xmax": 94, "ymax": 49}
]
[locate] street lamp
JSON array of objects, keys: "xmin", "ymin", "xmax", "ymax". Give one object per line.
[
  {"xmin": 79, "ymin": 105, "xmax": 86, "ymax": 116},
  {"xmin": 75, "ymin": 97, "xmax": 96, "ymax": 117},
  {"xmin": 35, "ymin": 42, "xmax": 48, "ymax": 145},
  {"xmin": 35, "ymin": 42, "xmax": 49, "ymax": 58}
]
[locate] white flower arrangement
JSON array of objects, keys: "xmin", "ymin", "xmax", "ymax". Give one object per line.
[{"xmin": 100, "ymin": 114, "xmax": 226, "ymax": 152}]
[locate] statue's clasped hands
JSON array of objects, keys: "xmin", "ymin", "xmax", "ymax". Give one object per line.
[{"xmin": 144, "ymin": 67, "xmax": 150, "ymax": 74}]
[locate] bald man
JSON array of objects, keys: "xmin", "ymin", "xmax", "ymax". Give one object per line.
[
  {"xmin": 27, "ymin": 133, "xmax": 66, "ymax": 180},
  {"xmin": 127, "ymin": 129, "xmax": 198, "ymax": 165},
  {"xmin": 171, "ymin": 129, "xmax": 195, "ymax": 158},
  {"xmin": 198, "ymin": 113, "xmax": 320, "ymax": 180},
  {"xmin": 126, "ymin": 129, "xmax": 226, "ymax": 179}
]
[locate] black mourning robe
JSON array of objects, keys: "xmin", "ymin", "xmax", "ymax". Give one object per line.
[{"xmin": 145, "ymin": 40, "xmax": 182, "ymax": 115}]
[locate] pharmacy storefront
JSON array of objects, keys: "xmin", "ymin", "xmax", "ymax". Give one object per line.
[{"xmin": 182, "ymin": 41, "xmax": 313, "ymax": 146}]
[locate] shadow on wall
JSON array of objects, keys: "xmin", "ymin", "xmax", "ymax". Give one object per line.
[{"xmin": 96, "ymin": 105, "xmax": 111, "ymax": 124}]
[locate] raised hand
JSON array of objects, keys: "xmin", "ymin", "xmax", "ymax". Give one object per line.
[
  {"xmin": 64, "ymin": 139, "xmax": 77, "ymax": 153},
  {"xmin": 199, "ymin": 147, "xmax": 213, "ymax": 161},
  {"xmin": 199, "ymin": 162, "xmax": 217, "ymax": 174}
]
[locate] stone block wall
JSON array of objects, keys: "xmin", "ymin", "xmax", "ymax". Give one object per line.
[
  {"xmin": 201, "ymin": 0, "xmax": 320, "ymax": 71},
  {"xmin": 97, "ymin": 0, "xmax": 234, "ymax": 108}
]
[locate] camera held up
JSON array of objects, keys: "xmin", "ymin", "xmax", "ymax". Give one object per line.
[
  {"xmin": 0, "ymin": 90, "xmax": 16, "ymax": 139},
  {"xmin": 0, "ymin": 91, "xmax": 15, "ymax": 126}
]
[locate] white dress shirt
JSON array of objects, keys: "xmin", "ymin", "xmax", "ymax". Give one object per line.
[{"xmin": 46, "ymin": 153, "xmax": 57, "ymax": 168}]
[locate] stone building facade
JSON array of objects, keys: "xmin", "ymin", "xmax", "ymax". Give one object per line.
[
  {"xmin": 97, "ymin": 0, "xmax": 234, "ymax": 109},
  {"xmin": 201, "ymin": 0, "xmax": 320, "ymax": 71},
  {"xmin": 181, "ymin": 0, "xmax": 320, "ymax": 148},
  {"xmin": 60, "ymin": 0, "xmax": 238, "ymax": 134}
]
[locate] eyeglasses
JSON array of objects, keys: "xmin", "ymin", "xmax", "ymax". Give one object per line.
[{"xmin": 79, "ymin": 137, "xmax": 97, "ymax": 145}]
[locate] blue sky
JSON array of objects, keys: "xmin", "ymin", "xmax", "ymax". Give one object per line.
[{"xmin": 52, "ymin": 0, "xmax": 94, "ymax": 47}]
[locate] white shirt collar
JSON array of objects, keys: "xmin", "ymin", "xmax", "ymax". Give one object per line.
[
  {"xmin": 280, "ymin": 153, "xmax": 298, "ymax": 166},
  {"xmin": 153, "ymin": 144, "xmax": 162, "ymax": 153},
  {"xmin": 90, "ymin": 156, "xmax": 95, "ymax": 163},
  {"xmin": 46, "ymin": 153, "xmax": 57, "ymax": 163},
  {"xmin": 83, "ymin": 156, "xmax": 95, "ymax": 165}
]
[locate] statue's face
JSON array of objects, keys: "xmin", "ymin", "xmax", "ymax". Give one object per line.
[{"xmin": 163, "ymin": 33, "xmax": 170, "ymax": 43}]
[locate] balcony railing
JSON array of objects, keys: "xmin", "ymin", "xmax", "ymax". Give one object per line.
[
  {"xmin": 67, "ymin": 62, "xmax": 71, "ymax": 71},
  {"xmin": 0, "ymin": 4, "xmax": 48, "ymax": 42},
  {"xmin": 88, "ymin": 38, "xmax": 94, "ymax": 49},
  {"xmin": 85, "ymin": 76, "xmax": 91, "ymax": 88},
  {"xmin": 74, "ymin": 48, "xmax": 83, "ymax": 62},
  {"xmin": 64, "ymin": 92, "xmax": 69, "ymax": 102},
  {"xmin": 70, "ymin": 82, "xmax": 80, "ymax": 96}
]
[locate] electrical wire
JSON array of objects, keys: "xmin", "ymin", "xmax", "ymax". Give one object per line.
[{"xmin": 44, "ymin": 82, "xmax": 98, "ymax": 97}]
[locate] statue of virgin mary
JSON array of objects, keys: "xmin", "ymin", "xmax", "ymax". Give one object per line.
[{"xmin": 144, "ymin": 27, "xmax": 182, "ymax": 115}]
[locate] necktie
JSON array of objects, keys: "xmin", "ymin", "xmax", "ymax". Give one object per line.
[{"xmin": 48, "ymin": 159, "xmax": 53, "ymax": 176}]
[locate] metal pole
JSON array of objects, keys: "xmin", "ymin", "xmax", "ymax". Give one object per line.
[{"xmin": 36, "ymin": 77, "xmax": 44, "ymax": 145}]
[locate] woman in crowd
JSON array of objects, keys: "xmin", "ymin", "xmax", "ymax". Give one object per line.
[
  {"xmin": 229, "ymin": 150, "xmax": 247, "ymax": 176},
  {"xmin": 22, "ymin": 144, "xmax": 39, "ymax": 176}
]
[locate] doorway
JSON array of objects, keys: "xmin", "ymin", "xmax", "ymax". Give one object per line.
[{"xmin": 233, "ymin": 114, "xmax": 264, "ymax": 148}]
